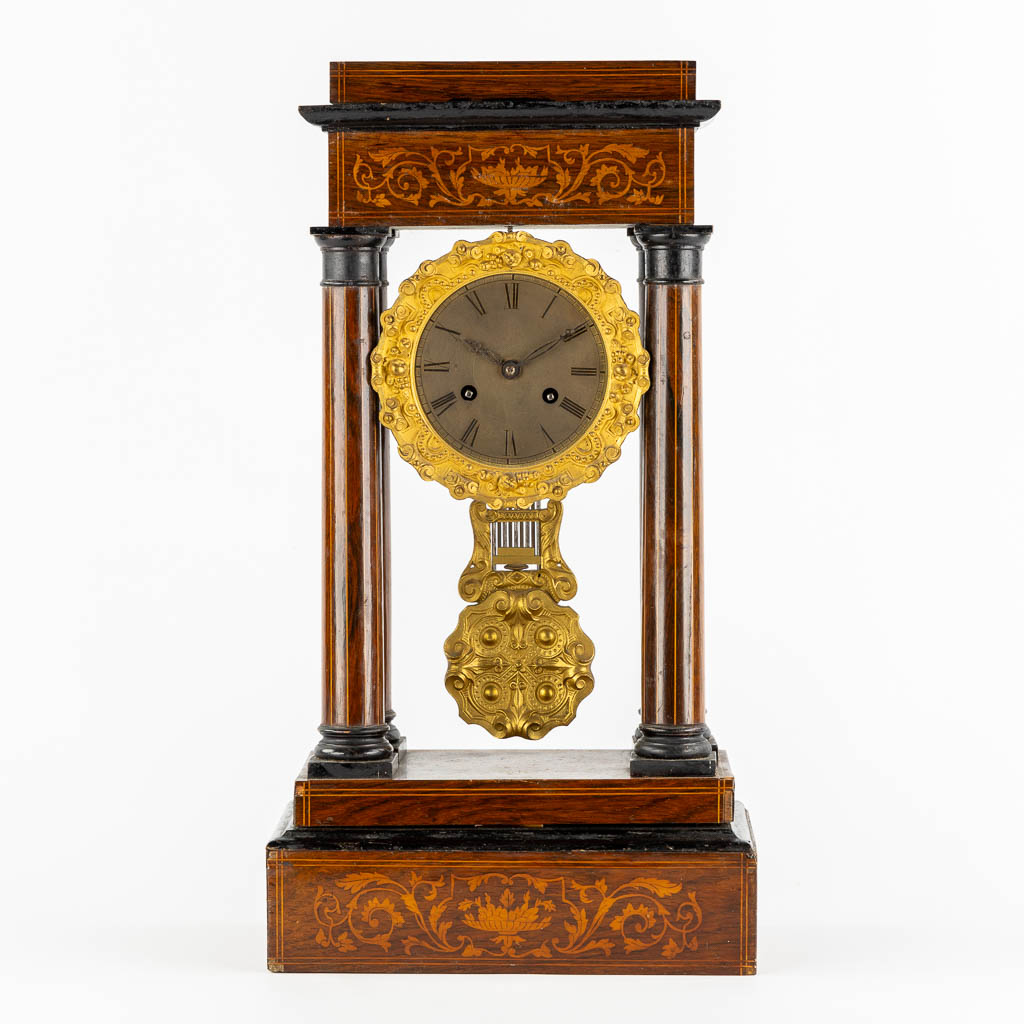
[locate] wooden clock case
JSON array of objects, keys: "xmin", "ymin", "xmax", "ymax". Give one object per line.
[{"xmin": 267, "ymin": 61, "xmax": 756, "ymax": 975}]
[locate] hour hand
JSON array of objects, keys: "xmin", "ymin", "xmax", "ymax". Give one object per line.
[{"xmin": 460, "ymin": 334, "xmax": 505, "ymax": 366}]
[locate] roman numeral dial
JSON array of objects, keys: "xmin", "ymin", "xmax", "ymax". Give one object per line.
[
  {"xmin": 560, "ymin": 396, "xmax": 587, "ymax": 418},
  {"xmin": 431, "ymin": 392, "xmax": 456, "ymax": 414},
  {"xmin": 460, "ymin": 418, "xmax": 480, "ymax": 447},
  {"xmin": 413, "ymin": 273, "xmax": 608, "ymax": 465}
]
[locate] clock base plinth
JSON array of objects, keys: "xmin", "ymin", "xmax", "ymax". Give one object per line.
[
  {"xmin": 266, "ymin": 805, "xmax": 756, "ymax": 975},
  {"xmin": 294, "ymin": 748, "xmax": 736, "ymax": 827}
]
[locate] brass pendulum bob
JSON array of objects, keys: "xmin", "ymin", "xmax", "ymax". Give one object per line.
[{"xmin": 443, "ymin": 500, "xmax": 595, "ymax": 739}]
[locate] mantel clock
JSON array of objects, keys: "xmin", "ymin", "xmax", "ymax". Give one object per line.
[{"xmin": 267, "ymin": 61, "xmax": 757, "ymax": 976}]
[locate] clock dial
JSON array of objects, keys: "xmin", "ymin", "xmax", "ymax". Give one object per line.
[{"xmin": 413, "ymin": 273, "xmax": 607, "ymax": 466}]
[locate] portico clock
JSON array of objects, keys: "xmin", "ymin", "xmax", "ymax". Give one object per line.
[
  {"xmin": 371, "ymin": 230, "xmax": 649, "ymax": 736},
  {"xmin": 268, "ymin": 60, "xmax": 757, "ymax": 979}
]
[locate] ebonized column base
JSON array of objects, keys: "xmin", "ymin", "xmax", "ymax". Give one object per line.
[
  {"xmin": 309, "ymin": 725, "xmax": 399, "ymax": 778},
  {"xmin": 630, "ymin": 753, "xmax": 717, "ymax": 778},
  {"xmin": 385, "ymin": 710, "xmax": 405, "ymax": 752},
  {"xmin": 306, "ymin": 752, "xmax": 399, "ymax": 779},
  {"xmin": 267, "ymin": 804, "xmax": 756, "ymax": 975},
  {"xmin": 631, "ymin": 721, "xmax": 718, "ymax": 749},
  {"xmin": 631, "ymin": 724, "xmax": 718, "ymax": 777}
]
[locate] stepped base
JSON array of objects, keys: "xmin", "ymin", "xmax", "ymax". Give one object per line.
[{"xmin": 266, "ymin": 803, "xmax": 756, "ymax": 975}]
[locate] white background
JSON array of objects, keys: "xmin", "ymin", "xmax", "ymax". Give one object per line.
[{"xmin": 2, "ymin": 1, "xmax": 1022, "ymax": 1020}]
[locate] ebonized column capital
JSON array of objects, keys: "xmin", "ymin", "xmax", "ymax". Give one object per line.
[
  {"xmin": 628, "ymin": 224, "xmax": 713, "ymax": 284},
  {"xmin": 311, "ymin": 227, "xmax": 397, "ymax": 286}
]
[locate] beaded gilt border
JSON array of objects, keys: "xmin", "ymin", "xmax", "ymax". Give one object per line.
[{"xmin": 370, "ymin": 230, "xmax": 649, "ymax": 508}]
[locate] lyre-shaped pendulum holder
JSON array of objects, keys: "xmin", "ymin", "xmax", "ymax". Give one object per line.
[{"xmin": 443, "ymin": 500, "xmax": 595, "ymax": 739}]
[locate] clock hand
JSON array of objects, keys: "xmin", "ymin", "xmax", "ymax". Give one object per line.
[
  {"xmin": 459, "ymin": 334, "xmax": 505, "ymax": 367},
  {"xmin": 521, "ymin": 325, "xmax": 580, "ymax": 366}
]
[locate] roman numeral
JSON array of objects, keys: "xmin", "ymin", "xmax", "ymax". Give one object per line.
[
  {"xmin": 435, "ymin": 324, "xmax": 460, "ymax": 336},
  {"xmin": 540, "ymin": 425, "xmax": 555, "ymax": 445},
  {"xmin": 424, "ymin": 361, "xmax": 450, "ymax": 372},
  {"xmin": 560, "ymin": 396, "xmax": 586, "ymax": 418},
  {"xmin": 505, "ymin": 282, "xmax": 519, "ymax": 310},
  {"xmin": 505, "ymin": 430, "xmax": 517, "ymax": 457},
  {"xmin": 431, "ymin": 392, "xmax": 456, "ymax": 414},
  {"xmin": 540, "ymin": 294, "xmax": 557, "ymax": 319},
  {"xmin": 465, "ymin": 291, "xmax": 487, "ymax": 317},
  {"xmin": 461, "ymin": 418, "xmax": 480, "ymax": 446},
  {"xmin": 570, "ymin": 366, "xmax": 597, "ymax": 376},
  {"xmin": 564, "ymin": 323, "xmax": 589, "ymax": 342}
]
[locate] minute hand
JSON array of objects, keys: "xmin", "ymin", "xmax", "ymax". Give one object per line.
[{"xmin": 522, "ymin": 323, "xmax": 590, "ymax": 366}]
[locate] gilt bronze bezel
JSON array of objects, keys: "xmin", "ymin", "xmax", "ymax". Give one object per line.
[{"xmin": 370, "ymin": 230, "xmax": 649, "ymax": 507}]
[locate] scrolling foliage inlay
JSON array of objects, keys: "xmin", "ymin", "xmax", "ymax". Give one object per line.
[
  {"xmin": 313, "ymin": 870, "xmax": 703, "ymax": 961},
  {"xmin": 353, "ymin": 142, "xmax": 667, "ymax": 210}
]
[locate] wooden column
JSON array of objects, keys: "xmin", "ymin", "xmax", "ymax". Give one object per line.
[
  {"xmin": 310, "ymin": 227, "xmax": 398, "ymax": 778},
  {"xmin": 378, "ymin": 259, "xmax": 403, "ymax": 754},
  {"xmin": 629, "ymin": 225, "xmax": 717, "ymax": 777}
]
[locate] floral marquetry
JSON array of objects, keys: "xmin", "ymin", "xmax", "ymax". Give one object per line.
[
  {"xmin": 329, "ymin": 128, "xmax": 694, "ymax": 226},
  {"xmin": 314, "ymin": 871, "xmax": 701, "ymax": 961},
  {"xmin": 352, "ymin": 142, "xmax": 667, "ymax": 210},
  {"xmin": 267, "ymin": 844, "xmax": 756, "ymax": 974}
]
